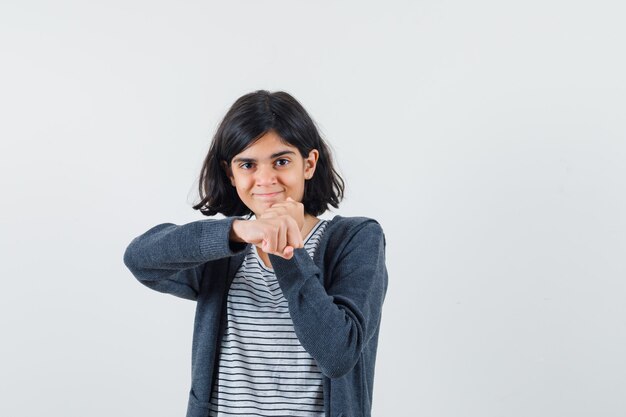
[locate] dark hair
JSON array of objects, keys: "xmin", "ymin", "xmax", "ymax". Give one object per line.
[{"xmin": 192, "ymin": 90, "xmax": 344, "ymax": 217}]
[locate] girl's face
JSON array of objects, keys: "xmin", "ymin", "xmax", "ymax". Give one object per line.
[{"xmin": 224, "ymin": 130, "xmax": 318, "ymax": 217}]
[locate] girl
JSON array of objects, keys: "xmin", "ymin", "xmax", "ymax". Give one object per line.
[{"xmin": 123, "ymin": 90, "xmax": 388, "ymax": 417}]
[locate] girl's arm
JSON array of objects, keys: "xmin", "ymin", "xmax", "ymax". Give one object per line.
[
  {"xmin": 123, "ymin": 217, "xmax": 247, "ymax": 301},
  {"xmin": 268, "ymin": 219, "xmax": 388, "ymax": 379}
]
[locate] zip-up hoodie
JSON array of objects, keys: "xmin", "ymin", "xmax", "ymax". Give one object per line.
[{"xmin": 123, "ymin": 215, "xmax": 388, "ymax": 417}]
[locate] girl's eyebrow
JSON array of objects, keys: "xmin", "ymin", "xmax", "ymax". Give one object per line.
[{"xmin": 232, "ymin": 150, "xmax": 296, "ymax": 164}]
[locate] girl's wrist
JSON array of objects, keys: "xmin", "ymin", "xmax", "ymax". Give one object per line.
[{"xmin": 229, "ymin": 219, "xmax": 246, "ymax": 243}]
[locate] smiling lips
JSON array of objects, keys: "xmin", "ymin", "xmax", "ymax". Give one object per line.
[{"xmin": 254, "ymin": 191, "xmax": 283, "ymax": 199}]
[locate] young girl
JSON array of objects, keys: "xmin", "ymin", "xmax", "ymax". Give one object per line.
[{"xmin": 123, "ymin": 90, "xmax": 388, "ymax": 417}]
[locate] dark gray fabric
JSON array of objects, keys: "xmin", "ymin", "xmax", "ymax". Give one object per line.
[{"xmin": 123, "ymin": 215, "xmax": 388, "ymax": 417}]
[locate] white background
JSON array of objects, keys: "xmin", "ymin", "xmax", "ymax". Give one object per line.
[{"xmin": 1, "ymin": 1, "xmax": 625, "ymax": 416}]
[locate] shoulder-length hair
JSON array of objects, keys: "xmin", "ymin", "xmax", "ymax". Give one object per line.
[{"xmin": 192, "ymin": 90, "xmax": 344, "ymax": 217}]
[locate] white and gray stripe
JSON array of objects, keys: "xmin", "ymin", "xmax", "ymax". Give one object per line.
[{"xmin": 209, "ymin": 219, "xmax": 329, "ymax": 417}]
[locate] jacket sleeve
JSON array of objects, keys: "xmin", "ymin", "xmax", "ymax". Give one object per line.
[
  {"xmin": 269, "ymin": 220, "xmax": 388, "ymax": 379},
  {"xmin": 123, "ymin": 216, "xmax": 248, "ymax": 301}
]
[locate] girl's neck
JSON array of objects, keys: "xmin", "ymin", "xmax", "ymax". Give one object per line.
[{"xmin": 302, "ymin": 214, "xmax": 320, "ymax": 239}]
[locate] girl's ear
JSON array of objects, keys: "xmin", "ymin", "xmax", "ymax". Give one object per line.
[
  {"xmin": 220, "ymin": 160, "xmax": 236, "ymax": 186},
  {"xmin": 304, "ymin": 149, "xmax": 319, "ymax": 180}
]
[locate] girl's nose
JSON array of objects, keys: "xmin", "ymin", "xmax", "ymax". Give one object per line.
[{"xmin": 254, "ymin": 164, "xmax": 277, "ymax": 185}]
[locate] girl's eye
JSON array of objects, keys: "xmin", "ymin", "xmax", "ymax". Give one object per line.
[
  {"xmin": 275, "ymin": 158, "xmax": 290, "ymax": 167},
  {"xmin": 240, "ymin": 162, "xmax": 253, "ymax": 169}
]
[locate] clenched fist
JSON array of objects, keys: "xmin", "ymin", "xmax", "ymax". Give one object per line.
[{"xmin": 229, "ymin": 198, "xmax": 305, "ymax": 260}]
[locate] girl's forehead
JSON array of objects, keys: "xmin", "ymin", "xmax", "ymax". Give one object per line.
[{"xmin": 235, "ymin": 131, "xmax": 297, "ymax": 158}]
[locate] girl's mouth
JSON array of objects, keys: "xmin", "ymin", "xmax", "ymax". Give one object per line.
[{"xmin": 254, "ymin": 191, "xmax": 283, "ymax": 198}]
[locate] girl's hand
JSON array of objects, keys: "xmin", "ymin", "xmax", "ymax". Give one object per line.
[
  {"xmin": 260, "ymin": 197, "xmax": 305, "ymax": 232},
  {"xmin": 230, "ymin": 215, "xmax": 304, "ymax": 260}
]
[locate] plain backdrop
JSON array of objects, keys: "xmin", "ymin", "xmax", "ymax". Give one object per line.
[{"xmin": 1, "ymin": 1, "xmax": 625, "ymax": 416}]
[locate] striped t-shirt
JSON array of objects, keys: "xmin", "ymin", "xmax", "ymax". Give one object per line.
[{"xmin": 208, "ymin": 219, "xmax": 329, "ymax": 417}]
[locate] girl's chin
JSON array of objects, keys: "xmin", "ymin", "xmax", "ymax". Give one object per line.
[{"xmin": 251, "ymin": 202, "xmax": 276, "ymax": 215}]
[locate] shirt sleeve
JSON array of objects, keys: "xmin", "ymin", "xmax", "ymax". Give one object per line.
[
  {"xmin": 268, "ymin": 220, "xmax": 388, "ymax": 378},
  {"xmin": 123, "ymin": 216, "xmax": 248, "ymax": 301}
]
